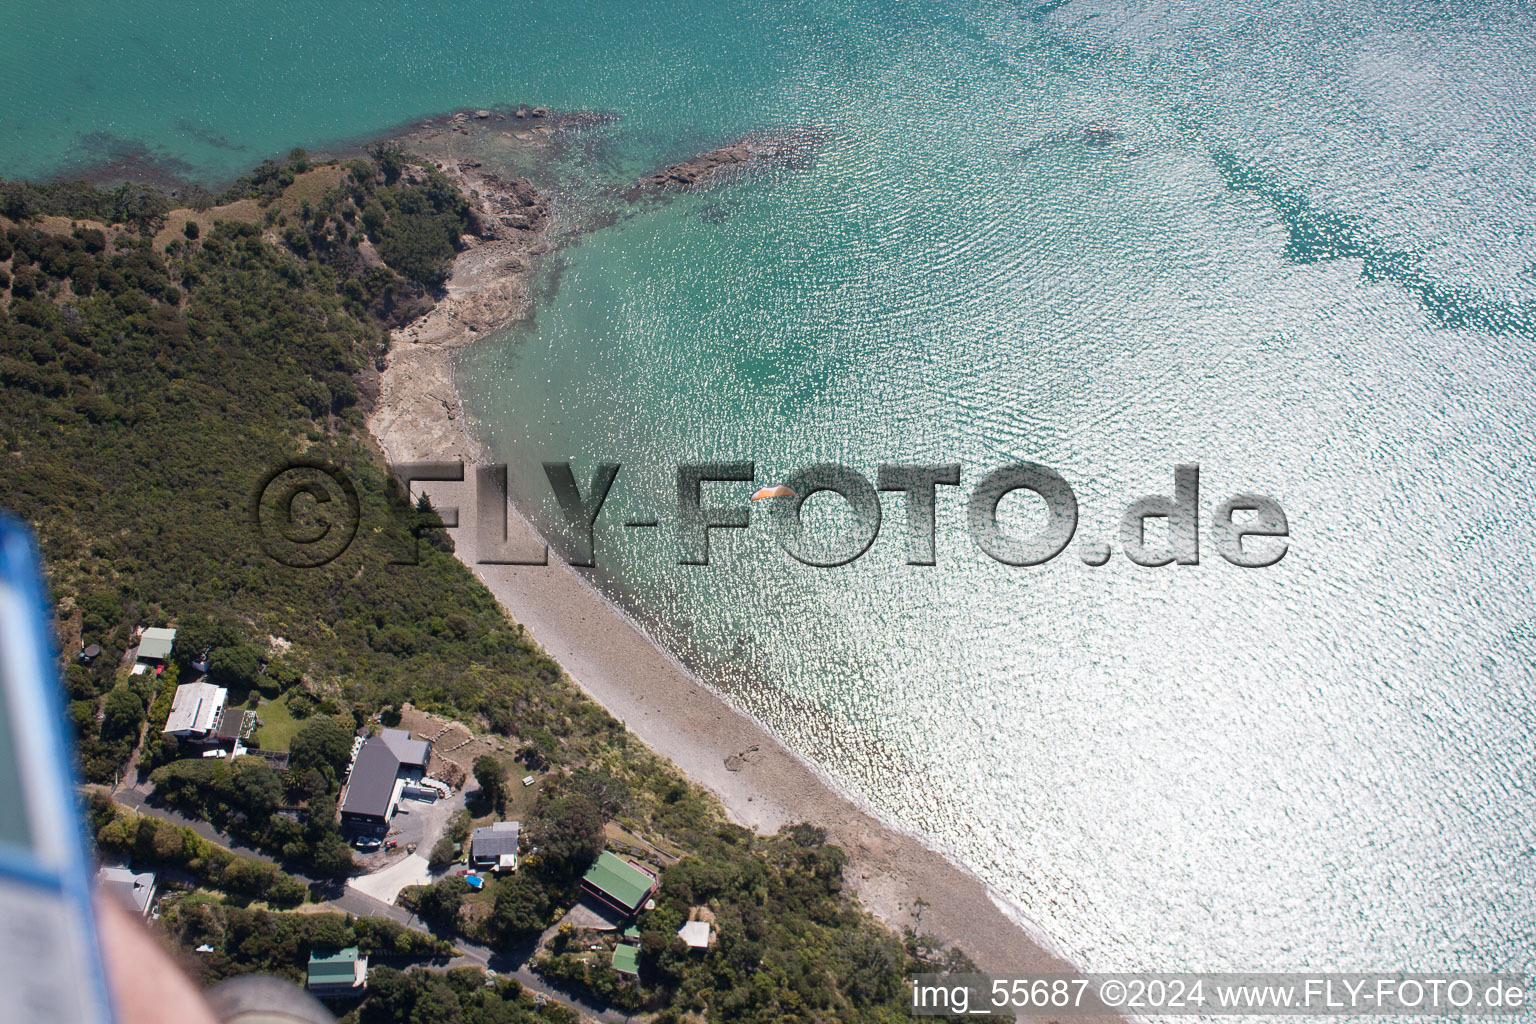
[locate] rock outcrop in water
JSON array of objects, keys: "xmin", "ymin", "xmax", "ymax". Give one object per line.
[
  {"xmin": 371, "ymin": 116, "xmax": 829, "ymax": 464},
  {"xmin": 369, "ymin": 158, "xmax": 555, "ymax": 462},
  {"xmin": 624, "ymin": 127, "xmax": 828, "ymax": 200}
]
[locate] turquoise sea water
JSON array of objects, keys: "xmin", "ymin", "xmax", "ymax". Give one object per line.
[{"xmin": 9, "ymin": 0, "xmax": 1535, "ymax": 979}]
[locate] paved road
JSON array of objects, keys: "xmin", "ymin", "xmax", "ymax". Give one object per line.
[{"xmin": 108, "ymin": 788, "xmax": 630, "ymax": 1023}]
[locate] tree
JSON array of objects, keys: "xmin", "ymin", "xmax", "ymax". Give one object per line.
[
  {"xmin": 412, "ymin": 876, "xmax": 467, "ymax": 930},
  {"xmin": 68, "ymin": 699, "xmax": 96, "ymax": 737},
  {"xmin": 291, "ymin": 766, "xmax": 328, "ymax": 800},
  {"xmin": 526, "ymin": 794, "xmax": 604, "ymax": 876},
  {"xmin": 838, "ymin": 931, "xmax": 904, "ymax": 1004},
  {"xmin": 287, "ymin": 716, "xmax": 354, "ymax": 789},
  {"xmin": 306, "ymin": 830, "xmax": 356, "ymax": 879},
  {"xmin": 517, "ymin": 727, "xmax": 558, "ymax": 771},
  {"xmin": 366, "ymin": 143, "xmax": 405, "ymax": 185},
  {"xmin": 472, "ymin": 755, "xmax": 506, "ymax": 813},
  {"xmin": 305, "ymin": 913, "xmax": 352, "ymax": 953},
  {"xmin": 228, "ymin": 755, "xmax": 283, "ymax": 819},
  {"xmin": 358, "ymin": 967, "xmax": 412, "ymax": 1024},
  {"xmin": 427, "ymin": 835, "xmax": 458, "ymax": 872},
  {"xmin": 100, "ymin": 688, "xmax": 145, "ymax": 740},
  {"xmin": 408, "ymin": 978, "xmax": 461, "ymax": 1024},
  {"xmin": 209, "ymin": 643, "xmax": 262, "ymax": 689},
  {"xmin": 488, "ymin": 872, "xmax": 553, "ymax": 945},
  {"xmin": 78, "ymin": 589, "xmax": 123, "ymax": 639},
  {"xmin": 428, "ymin": 809, "xmax": 471, "ymax": 871},
  {"xmin": 570, "ymin": 767, "xmax": 632, "ymax": 818}
]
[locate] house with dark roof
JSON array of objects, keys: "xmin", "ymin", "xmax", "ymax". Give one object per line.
[
  {"xmin": 307, "ymin": 947, "xmax": 367, "ymax": 998},
  {"xmin": 580, "ymin": 851, "xmax": 658, "ymax": 918},
  {"xmin": 470, "ymin": 821, "xmax": 520, "ymax": 873},
  {"xmin": 338, "ymin": 728, "xmax": 432, "ymax": 835}
]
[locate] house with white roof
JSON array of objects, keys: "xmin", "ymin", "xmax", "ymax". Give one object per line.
[
  {"xmin": 677, "ymin": 920, "xmax": 712, "ymax": 951},
  {"xmin": 98, "ymin": 866, "xmax": 157, "ymax": 918},
  {"xmin": 163, "ymin": 681, "xmax": 228, "ymax": 740}
]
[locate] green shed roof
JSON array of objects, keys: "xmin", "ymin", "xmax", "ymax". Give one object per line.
[
  {"xmin": 612, "ymin": 943, "xmax": 640, "ymax": 976},
  {"xmin": 581, "ymin": 852, "xmax": 655, "ymax": 912},
  {"xmin": 623, "ymin": 926, "xmax": 641, "ymax": 940},
  {"xmin": 136, "ymin": 627, "xmax": 176, "ymax": 661},
  {"xmin": 307, "ymin": 947, "xmax": 361, "ymax": 986}
]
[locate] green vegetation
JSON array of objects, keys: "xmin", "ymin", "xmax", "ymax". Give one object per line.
[
  {"xmin": 473, "ymin": 753, "xmax": 508, "ymax": 814},
  {"xmin": 406, "ymin": 874, "xmax": 471, "ymax": 931},
  {"xmin": 360, "ymin": 968, "xmax": 579, "ymax": 1024},
  {"xmin": 429, "ymin": 807, "xmax": 472, "ymax": 871},
  {"xmin": 87, "ymin": 792, "xmax": 308, "ymax": 907},
  {"xmin": 0, "ymin": 178, "xmax": 171, "ymax": 234},
  {"xmin": 160, "ymin": 901, "xmax": 453, "ymax": 986}
]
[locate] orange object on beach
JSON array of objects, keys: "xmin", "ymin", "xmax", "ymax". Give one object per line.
[{"xmin": 751, "ymin": 485, "xmax": 796, "ymax": 500}]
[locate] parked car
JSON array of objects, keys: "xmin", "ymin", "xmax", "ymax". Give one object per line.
[{"xmin": 353, "ymin": 836, "xmax": 383, "ymax": 851}]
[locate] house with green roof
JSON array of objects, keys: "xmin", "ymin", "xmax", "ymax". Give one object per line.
[
  {"xmin": 580, "ymin": 851, "xmax": 658, "ymax": 918},
  {"xmin": 132, "ymin": 626, "xmax": 176, "ymax": 674},
  {"xmin": 307, "ymin": 947, "xmax": 368, "ymax": 998},
  {"xmin": 612, "ymin": 942, "xmax": 640, "ymax": 977}
]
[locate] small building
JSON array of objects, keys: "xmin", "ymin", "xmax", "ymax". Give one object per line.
[
  {"xmin": 470, "ymin": 821, "xmax": 520, "ymax": 873},
  {"xmin": 338, "ymin": 728, "xmax": 432, "ymax": 836},
  {"xmin": 307, "ymin": 947, "xmax": 368, "ymax": 999},
  {"xmin": 98, "ymin": 866, "xmax": 156, "ymax": 918},
  {"xmin": 78, "ymin": 644, "xmax": 101, "ymax": 665},
  {"xmin": 612, "ymin": 942, "xmax": 640, "ymax": 978},
  {"xmin": 163, "ymin": 682, "xmax": 228, "ymax": 740},
  {"xmin": 580, "ymin": 852, "xmax": 658, "ymax": 919},
  {"xmin": 677, "ymin": 920, "xmax": 712, "ymax": 951},
  {"xmin": 134, "ymin": 627, "xmax": 176, "ymax": 668}
]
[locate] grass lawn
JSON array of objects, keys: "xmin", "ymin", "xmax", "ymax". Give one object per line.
[
  {"xmin": 252, "ymin": 696, "xmax": 304, "ymax": 752},
  {"xmin": 500, "ymin": 768, "xmax": 542, "ymax": 821}
]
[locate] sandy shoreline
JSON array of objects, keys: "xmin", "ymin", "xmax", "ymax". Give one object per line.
[{"xmin": 365, "ymin": 115, "xmax": 1119, "ymax": 1018}]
